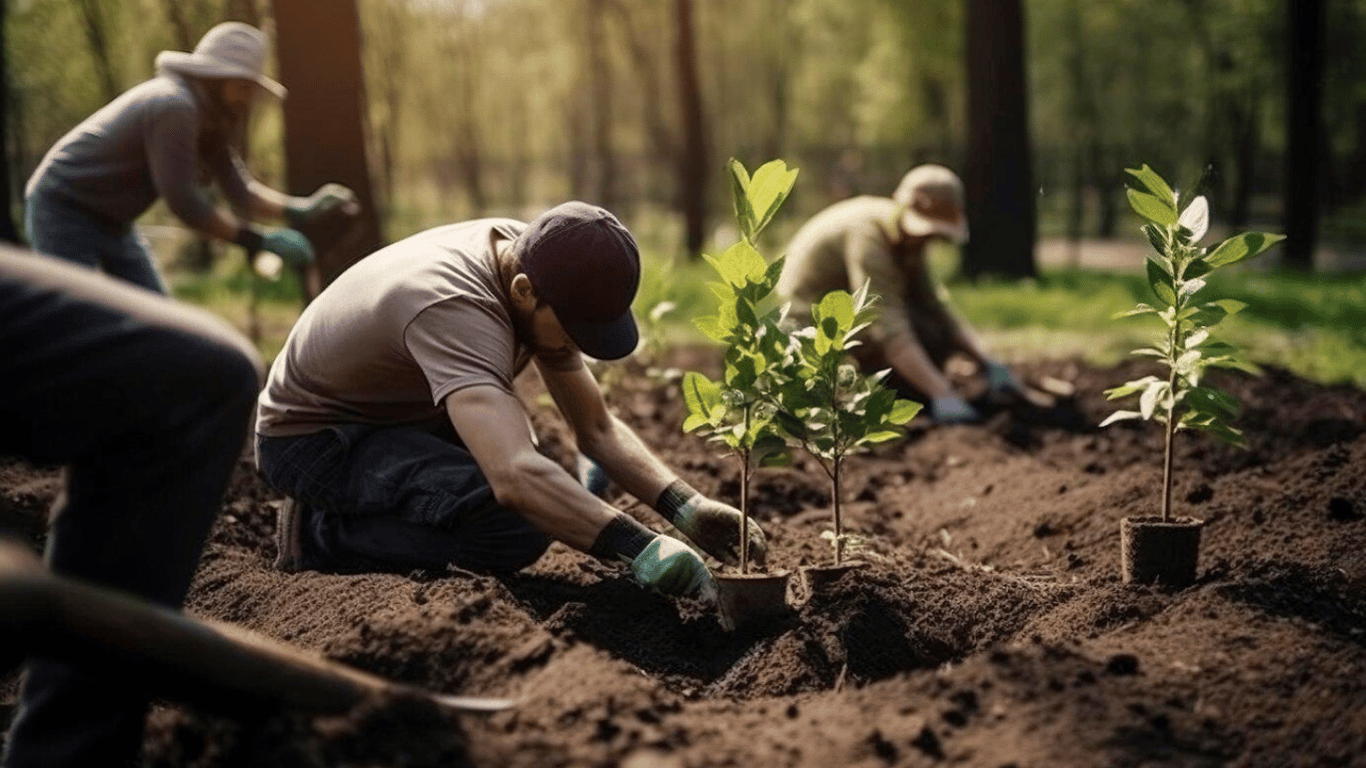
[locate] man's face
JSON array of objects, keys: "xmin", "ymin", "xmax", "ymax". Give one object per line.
[
  {"xmin": 518, "ymin": 300, "xmax": 582, "ymax": 370},
  {"xmin": 209, "ymin": 78, "xmax": 257, "ymax": 120}
]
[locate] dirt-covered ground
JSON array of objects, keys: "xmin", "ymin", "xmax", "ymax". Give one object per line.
[{"xmin": 3, "ymin": 347, "xmax": 1366, "ymax": 767}]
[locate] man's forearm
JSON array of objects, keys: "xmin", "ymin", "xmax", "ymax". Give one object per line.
[{"xmin": 578, "ymin": 415, "xmax": 678, "ymax": 515}]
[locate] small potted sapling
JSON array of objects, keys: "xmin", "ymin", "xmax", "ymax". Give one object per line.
[
  {"xmin": 775, "ymin": 284, "xmax": 921, "ymax": 597},
  {"xmin": 1101, "ymin": 164, "xmax": 1283, "ymax": 588},
  {"xmin": 681, "ymin": 158, "xmax": 800, "ymax": 631}
]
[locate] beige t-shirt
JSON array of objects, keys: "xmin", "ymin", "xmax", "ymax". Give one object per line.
[
  {"xmin": 776, "ymin": 195, "xmax": 955, "ymax": 349},
  {"xmin": 256, "ymin": 218, "xmax": 532, "ymax": 437}
]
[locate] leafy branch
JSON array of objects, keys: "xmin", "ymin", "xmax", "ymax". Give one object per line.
[{"xmin": 1101, "ymin": 164, "xmax": 1284, "ymax": 521}]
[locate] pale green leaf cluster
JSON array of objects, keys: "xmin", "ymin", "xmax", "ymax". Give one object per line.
[
  {"xmin": 680, "ymin": 158, "xmax": 921, "ymax": 568},
  {"xmin": 1102, "ymin": 165, "xmax": 1285, "ymax": 447},
  {"xmin": 774, "ymin": 284, "xmax": 922, "ymax": 464}
]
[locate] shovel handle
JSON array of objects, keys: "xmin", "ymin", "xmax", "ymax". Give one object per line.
[{"xmin": 0, "ymin": 538, "xmax": 515, "ymax": 715}]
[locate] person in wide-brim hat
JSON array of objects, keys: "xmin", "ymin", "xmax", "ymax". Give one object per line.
[
  {"xmin": 776, "ymin": 163, "xmax": 1025, "ymax": 425},
  {"xmin": 23, "ymin": 21, "xmax": 357, "ymax": 295}
]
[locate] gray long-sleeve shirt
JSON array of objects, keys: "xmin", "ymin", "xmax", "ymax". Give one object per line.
[{"xmin": 25, "ymin": 72, "xmax": 255, "ymax": 230}]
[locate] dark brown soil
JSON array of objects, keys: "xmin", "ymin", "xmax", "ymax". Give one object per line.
[{"xmin": 4, "ymin": 348, "xmax": 1366, "ymax": 767}]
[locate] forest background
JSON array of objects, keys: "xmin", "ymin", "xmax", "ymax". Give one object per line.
[{"xmin": 3, "ymin": 0, "xmax": 1365, "ymax": 381}]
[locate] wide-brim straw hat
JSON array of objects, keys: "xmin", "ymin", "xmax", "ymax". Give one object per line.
[
  {"xmin": 892, "ymin": 164, "xmax": 969, "ymax": 245},
  {"xmin": 155, "ymin": 22, "xmax": 286, "ymax": 99}
]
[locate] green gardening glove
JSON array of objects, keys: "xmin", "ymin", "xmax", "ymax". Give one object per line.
[
  {"xmin": 655, "ymin": 480, "xmax": 767, "ymax": 567},
  {"xmin": 629, "ymin": 535, "xmax": 717, "ymax": 601},
  {"xmin": 288, "ymin": 183, "xmax": 359, "ymax": 225},
  {"xmin": 261, "ymin": 228, "xmax": 315, "ymax": 267}
]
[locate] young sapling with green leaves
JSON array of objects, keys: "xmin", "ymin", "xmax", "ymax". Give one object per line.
[
  {"xmin": 775, "ymin": 285, "xmax": 922, "ymax": 565},
  {"xmin": 1102, "ymin": 164, "xmax": 1284, "ymax": 522},
  {"xmin": 681, "ymin": 158, "xmax": 801, "ymax": 574}
]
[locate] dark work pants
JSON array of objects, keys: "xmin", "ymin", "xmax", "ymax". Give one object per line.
[
  {"xmin": 256, "ymin": 421, "xmax": 551, "ymax": 574},
  {"xmin": 0, "ymin": 251, "xmax": 259, "ymax": 768}
]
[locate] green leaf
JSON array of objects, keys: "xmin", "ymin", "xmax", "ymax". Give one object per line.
[
  {"xmin": 1205, "ymin": 231, "xmax": 1286, "ymax": 268},
  {"xmin": 1139, "ymin": 379, "xmax": 1168, "ymax": 420},
  {"xmin": 1105, "ymin": 375, "xmax": 1161, "ymax": 400},
  {"xmin": 1178, "ymin": 277, "xmax": 1207, "ymax": 302},
  {"xmin": 888, "ymin": 398, "xmax": 922, "ymax": 424},
  {"xmin": 1215, "ymin": 298, "xmax": 1248, "ymax": 316},
  {"xmin": 745, "ymin": 159, "xmax": 800, "ymax": 241},
  {"xmin": 1145, "ymin": 258, "xmax": 1176, "ymax": 306},
  {"xmin": 681, "ymin": 372, "xmax": 722, "ymax": 421},
  {"xmin": 693, "ymin": 315, "xmax": 730, "ymax": 343},
  {"xmin": 1113, "ymin": 304, "xmax": 1158, "ymax": 319},
  {"xmin": 1127, "ymin": 188, "xmax": 1178, "ymax": 227},
  {"xmin": 858, "ymin": 430, "xmax": 903, "ymax": 446},
  {"xmin": 729, "ymin": 158, "xmax": 757, "ymax": 242},
  {"xmin": 1125, "ymin": 164, "xmax": 1178, "ymax": 206},
  {"xmin": 1100, "ymin": 410, "xmax": 1143, "ymax": 427},
  {"xmin": 1185, "ymin": 385, "xmax": 1239, "ymax": 416},
  {"xmin": 1142, "ymin": 224, "xmax": 1168, "ymax": 256},
  {"xmin": 1178, "ymin": 195, "xmax": 1209, "ymax": 242},
  {"xmin": 814, "ymin": 289, "xmax": 856, "ymax": 333}
]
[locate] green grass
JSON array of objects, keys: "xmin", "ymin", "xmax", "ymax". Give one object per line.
[
  {"xmin": 164, "ymin": 239, "xmax": 1366, "ymax": 390},
  {"xmin": 942, "ymin": 268, "xmax": 1366, "ymax": 387}
]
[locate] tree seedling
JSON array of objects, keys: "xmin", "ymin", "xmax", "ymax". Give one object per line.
[
  {"xmin": 1101, "ymin": 164, "xmax": 1284, "ymax": 521},
  {"xmin": 681, "ymin": 158, "xmax": 800, "ymax": 574},
  {"xmin": 775, "ymin": 285, "xmax": 921, "ymax": 564}
]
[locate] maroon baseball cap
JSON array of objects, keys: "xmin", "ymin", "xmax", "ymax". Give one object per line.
[{"xmin": 513, "ymin": 201, "xmax": 641, "ymax": 361}]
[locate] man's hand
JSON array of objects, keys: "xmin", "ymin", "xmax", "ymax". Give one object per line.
[
  {"xmin": 656, "ymin": 481, "xmax": 768, "ymax": 566},
  {"xmin": 289, "ymin": 183, "xmax": 360, "ymax": 224},
  {"xmin": 260, "ymin": 228, "xmax": 315, "ymax": 267},
  {"xmin": 630, "ymin": 535, "xmax": 717, "ymax": 601},
  {"xmin": 929, "ymin": 394, "xmax": 980, "ymax": 424},
  {"xmin": 984, "ymin": 359, "xmax": 1024, "ymax": 400}
]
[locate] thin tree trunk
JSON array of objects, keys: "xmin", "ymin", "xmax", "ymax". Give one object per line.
[
  {"xmin": 1283, "ymin": 0, "xmax": 1325, "ymax": 270},
  {"xmin": 0, "ymin": 0, "xmax": 18, "ymax": 244},
  {"xmin": 75, "ymin": 0, "xmax": 120, "ymax": 102},
  {"xmin": 963, "ymin": 0, "xmax": 1036, "ymax": 280},
  {"xmin": 586, "ymin": 0, "xmax": 617, "ymax": 210},
  {"xmin": 271, "ymin": 0, "xmax": 383, "ymax": 291},
  {"xmin": 674, "ymin": 0, "xmax": 708, "ymax": 260}
]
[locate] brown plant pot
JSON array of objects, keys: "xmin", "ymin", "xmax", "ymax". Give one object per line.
[
  {"xmin": 715, "ymin": 571, "xmax": 791, "ymax": 632},
  {"xmin": 799, "ymin": 560, "xmax": 867, "ymax": 602},
  {"xmin": 1120, "ymin": 516, "xmax": 1204, "ymax": 589}
]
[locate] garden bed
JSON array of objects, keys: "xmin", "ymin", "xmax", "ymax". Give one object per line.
[{"xmin": 3, "ymin": 348, "xmax": 1365, "ymax": 767}]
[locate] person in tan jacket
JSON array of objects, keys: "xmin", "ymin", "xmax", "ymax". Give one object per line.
[{"xmin": 777, "ymin": 164, "xmax": 1023, "ymax": 423}]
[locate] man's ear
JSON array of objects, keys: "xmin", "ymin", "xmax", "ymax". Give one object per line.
[{"xmin": 510, "ymin": 273, "xmax": 538, "ymax": 312}]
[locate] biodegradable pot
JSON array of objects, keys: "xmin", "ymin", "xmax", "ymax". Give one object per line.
[
  {"xmin": 716, "ymin": 571, "xmax": 792, "ymax": 632},
  {"xmin": 1120, "ymin": 516, "xmax": 1204, "ymax": 588},
  {"xmin": 799, "ymin": 560, "xmax": 867, "ymax": 602}
]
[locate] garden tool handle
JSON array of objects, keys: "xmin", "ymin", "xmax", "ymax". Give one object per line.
[{"xmin": 0, "ymin": 537, "xmax": 516, "ymax": 715}]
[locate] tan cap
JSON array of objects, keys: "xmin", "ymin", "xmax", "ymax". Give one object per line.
[{"xmin": 892, "ymin": 164, "xmax": 969, "ymax": 244}]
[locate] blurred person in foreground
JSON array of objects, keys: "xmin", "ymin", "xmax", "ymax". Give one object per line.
[
  {"xmin": 776, "ymin": 163, "xmax": 1024, "ymax": 424},
  {"xmin": 23, "ymin": 21, "xmax": 358, "ymax": 293},
  {"xmin": 0, "ymin": 247, "xmax": 262, "ymax": 767},
  {"xmin": 256, "ymin": 202, "xmax": 765, "ymax": 601}
]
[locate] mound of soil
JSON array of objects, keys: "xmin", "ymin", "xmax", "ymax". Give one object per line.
[{"xmin": 4, "ymin": 350, "xmax": 1366, "ymax": 767}]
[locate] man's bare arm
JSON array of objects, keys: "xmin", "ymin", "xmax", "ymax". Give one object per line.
[{"xmin": 443, "ymin": 383, "xmax": 618, "ymax": 551}]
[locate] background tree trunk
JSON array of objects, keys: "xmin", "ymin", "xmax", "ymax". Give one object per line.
[
  {"xmin": 963, "ymin": 0, "xmax": 1036, "ymax": 280},
  {"xmin": 75, "ymin": 0, "xmax": 120, "ymax": 103},
  {"xmin": 0, "ymin": 0, "xmax": 18, "ymax": 244},
  {"xmin": 674, "ymin": 0, "xmax": 708, "ymax": 260},
  {"xmin": 270, "ymin": 0, "xmax": 382, "ymax": 292},
  {"xmin": 1283, "ymin": 0, "xmax": 1325, "ymax": 270}
]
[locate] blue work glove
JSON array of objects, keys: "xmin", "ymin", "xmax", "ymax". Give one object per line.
[
  {"xmin": 655, "ymin": 480, "xmax": 767, "ymax": 567},
  {"xmin": 929, "ymin": 395, "xmax": 980, "ymax": 424},
  {"xmin": 261, "ymin": 228, "xmax": 315, "ymax": 267},
  {"xmin": 288, "ymin": 182, "xmax": 360, "ymax": 225},
  {"xmin": 984, "ymin": 359, "xmax": 1024, "ymax": 399},
  {"xmin": 629, "ymin": 535, "xmax": 718, "ymax": 601}
]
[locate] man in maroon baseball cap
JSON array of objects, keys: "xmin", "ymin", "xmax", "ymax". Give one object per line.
[{"xmin": 255, "ymin": 202, "xmax": 766, "ymax": 601}]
